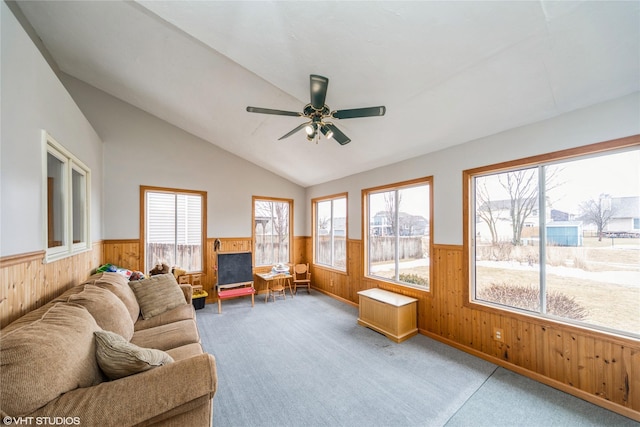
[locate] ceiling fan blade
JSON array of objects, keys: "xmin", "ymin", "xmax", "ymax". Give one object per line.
[
  {"xmin": 310, "ymin": 75, "xmax": 329, "ymax": 110},
  {"xmin": 332, "ymin": 106, "xmax": 386, "ymax": 119},
  {"xmin": 324, "ymin": 123, "xmax": 351, "ymax": 145},
  {"xmin": 278, "ymin": 122, "xmax": 311, "ymax": 140},
  {"xmin": 246, "ymin": 106, "xmax": 302, "ymax": 117}
]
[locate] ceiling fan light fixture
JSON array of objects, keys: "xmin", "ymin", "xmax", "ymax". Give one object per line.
[
  {"xmin": 305, "ymin": 123, "xmax": 316, "ymax": 136},
  {"xmin": 320, "ymin": 124, "xmax": 334, "ymax": 140}
]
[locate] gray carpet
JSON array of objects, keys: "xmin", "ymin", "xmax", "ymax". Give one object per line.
[{"xmin": 196, "ymin": 291, "xmax": 638, "ymax": 427}]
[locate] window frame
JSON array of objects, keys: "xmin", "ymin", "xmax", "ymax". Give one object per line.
[
  {"xmin": 140, "ymin": 185, "xmax": 207, "ymax": 275},
  {"xmin": 42, "ymin": 131, "xmax": 91, "ymax": 262},
  {"xmin": 252, "ymin": 196, "xmax": 293, "ymax": 267},
  {"xmin": 463, "ymin": 135, "xmax": 640, "ymax": 339},
  {"xmin": 312, "ymin": 192, "xmax": 348, "ymax": 272},
  {"xmin": 363, "ymin": 176, "xmax": 433, "ymax": 291}
]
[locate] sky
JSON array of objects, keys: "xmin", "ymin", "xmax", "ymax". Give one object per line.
[{"xmin": 475, "ymin": 148, "xmax": 640, "ymax": 214}]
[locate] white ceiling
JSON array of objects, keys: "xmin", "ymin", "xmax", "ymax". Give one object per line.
[{"xmin": 15, "ymin": 1, "xmax": 640, "ymax": 187}]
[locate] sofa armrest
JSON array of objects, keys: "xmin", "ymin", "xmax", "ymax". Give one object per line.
[
  {"xmin": 31, "ymin": 353, "xmax": 217, "ymax": 426},
  {"xmin": 180, "ymin": 284, "xmax": 193, "ymax": 304}
]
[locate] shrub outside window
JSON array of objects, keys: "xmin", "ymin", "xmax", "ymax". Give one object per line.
[
  {"xmin": 469, "ymin": 142, "xmax": 640, "ymax": 339},
  {"xmin": 364, "ymin": 177, "xmax": 432, "ymax": 290},
  {"xmin": 253, "ymin": 197, "xmax": 292, "ymax": 267},
  {"xmin": 142, "ymin": 187, "xmax": 206, "ymax": 274},
  {"xmin": 44, "ymin": 132, "xmax": 91, "ymax": 262},
  {"xmin": 314, "ymin": 194, "xmax": 347, "ymax": 271}
]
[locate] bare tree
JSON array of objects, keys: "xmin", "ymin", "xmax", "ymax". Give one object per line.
[
  {"xmin": 318, "ymin": 216, "xmax": 330, "ymax": 233},
  {"xmin": 499, "ymin": 166, "xmax": 562, "ymax": 245},
  {"xmin": 476, "ymin": 180, "xmax": 503, "ymax": 244},
  {"xmin": 383, "ymin": 191, "xmax": 402, "ymax": 236},
  {"xmin": 272, "ymin": 202, "xmax": 289, "ymax": 261},
  {"xmin": 499, "ymin": 169, "xmax": 538, "ymax": 245},
  {"xmin": 579, "ymin": 194, "xmax": 615, "ymax": 241}
]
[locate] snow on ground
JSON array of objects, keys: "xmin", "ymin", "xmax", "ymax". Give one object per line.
[{"xmin": 477, "ymin": 260, "xmax": 640, "ymax": 288}]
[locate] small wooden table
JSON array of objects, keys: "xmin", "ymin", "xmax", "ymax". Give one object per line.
[
  {"xmin": 256, "ymin": 272, "xmax": 293, "ymax": 302},
  {"xmin": 357, "ymin": 288, "xmax": 418, "ymax": 343}
]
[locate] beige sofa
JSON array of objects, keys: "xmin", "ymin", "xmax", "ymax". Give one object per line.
[{"xmin": 0, "ymin": 272, "xmax": 217, "ymax": 426}]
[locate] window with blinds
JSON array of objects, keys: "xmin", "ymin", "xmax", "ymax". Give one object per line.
[{"xmin": 143, "ymin": 187, "xmax": 205, "ymax": 274}]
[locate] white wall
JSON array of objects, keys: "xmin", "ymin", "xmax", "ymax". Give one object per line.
[
  {"xmin": 0, "ymin": 2, "xmax": 103, "ymax": 257},
  {"xmin": 305, "ymin": 93, "xmax": 640, "ymax": 244},
  {"xmin": 60, "ymin": 76, "xmax": 306, "ymax": 239}
]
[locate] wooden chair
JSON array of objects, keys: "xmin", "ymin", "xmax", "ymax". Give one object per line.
[
  {"xmin": 266, "ymin": 273, "xmax": 288, "ymax": 302},
  {"xmin": 292, "ymin": 263, "xmax": 311, "ymax": 294}
]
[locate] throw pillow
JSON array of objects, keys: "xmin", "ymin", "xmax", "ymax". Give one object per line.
[
  {"xmin": 94, "ymin": 330, "xmax": 174, "ymax": 380},
  {"xmin": 129, "ymin": 273, "xmax": 186, "ymax": 319}
]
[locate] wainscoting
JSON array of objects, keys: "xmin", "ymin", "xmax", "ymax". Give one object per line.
[{"xmin": 0, "ymin": 242, "xmax": 102, "ymax": 328}]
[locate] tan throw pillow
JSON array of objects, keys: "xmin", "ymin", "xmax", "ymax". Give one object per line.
[
  {"xmin": 64, "ymin": 285, "xmax": 135, "ymax": 341},
  {"xmin": 94, "ymin": 330, "xmax": 174, "ymax": 380},
  {"xmin": 129, "ymin": 273, "xmax": 186, "ymax": 319},
  {"xmin": 0, "ymin": 303, "xmax": 103, "ymax": 416}
]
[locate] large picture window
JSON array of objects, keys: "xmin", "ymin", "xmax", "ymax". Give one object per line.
[
  {"xmin": 364, "ymin": 177, "xmax": 432, "ymax": 290},
  {"xmin": 142, "ymin": 186, "xmax": 206, "ymax": 274},
  {"xmin": 468, "ymin": 139, "xmax": 640, "ymax": 338},
  {"xmin": 313, "ymin": 193, "xmax": 347, "ymax": 271},
  {"xmin": 253, "ymin": 197, "xmax": 292, "ymax": 267},
  {"xmin": 44, "ymin": 131, "xmax": 91, "ymax": 262}
]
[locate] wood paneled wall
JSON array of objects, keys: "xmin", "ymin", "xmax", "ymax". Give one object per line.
[
  {"xmin": 0, "ymin": 242, "xmax": 102, "ymax": 328},
  {"xmin": 310, "ymin": 241, "xmax": 640, "ymax": 421}
]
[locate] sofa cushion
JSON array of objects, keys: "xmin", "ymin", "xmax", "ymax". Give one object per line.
[
  {"xmin": 129, "ymin": 274, "xmax": 186, "ymax": 320},
  {"xmin": 131, "ymin": 319, "xmax": 200, "ymax": 351},
  {"xmin": 63, "ymin": 285, "xmax": 135, "ymax": 340},
  {"xmin": 83, "ymin": 272, "xmax": 140, "ymax": 323},
  {"xmin": 165, "ymin": 343, "xmax": 204, "ymax": 362},
  {"xmin": 94, "ymin": 330, "xmax": 174, "ymax": 380},
  {"xmin": 0, "ymin": 303, "xmax": 103, "ymax": 416},
  {"xmin": 134, "ymin": 303, "xmax": 195, "ymax": 331}
]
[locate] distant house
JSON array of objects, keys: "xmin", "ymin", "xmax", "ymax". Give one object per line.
[
  {"xmin": 371, "ymin": 211, "xmax": 428, "ymax": 236},
  {"xmin": 606, "ymin": 196, "xmax": 640, "ymax": 236},
  {"xmin": 317, "ymin": 217, "xmax": 346, "ymax": 237}
]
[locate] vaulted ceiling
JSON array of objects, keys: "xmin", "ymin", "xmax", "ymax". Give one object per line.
[{"xmin": 15, "ymin": 1, "xmax": 640, "ymax": 187}]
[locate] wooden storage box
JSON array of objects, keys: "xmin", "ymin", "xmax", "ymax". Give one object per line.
[{"xmin": 357, "ymin": 288, "xmax": 418, "ymax": 343}]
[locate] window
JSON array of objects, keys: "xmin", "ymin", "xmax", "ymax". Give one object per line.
[
  {"xmin": 468, "ymin": 140, "xmax": 640, "ymax": 338},
  {"xmin": 142, "ymin": 186, "xmax": 206, "ymax": 274},
  {"xmin": 313, "ymin": 193, "xmax": 347, "ymax": 270},
  {"xmin": 364, "ymin": 177, "xmax": 432, "ymax": 290},
  {"xmin": 253, "ymin": 197, "xmax": 292, "ymax": 267},
  {"xmin": 43, "ymin": 132, "xmax": 91, "ymax": 261}
]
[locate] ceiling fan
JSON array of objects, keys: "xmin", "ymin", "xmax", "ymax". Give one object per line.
[{"xmin": 246, "ymin": 74, "xmax": 386, "ymax": 145}]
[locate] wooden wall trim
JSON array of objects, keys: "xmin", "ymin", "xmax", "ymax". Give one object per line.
[
  {"xmin": 0, "ymin": 250, "xmax": 45, "ymax": 268},
  {"xmin": 103, "ymin": 239, "xmax": 139, "ymax": 244}
]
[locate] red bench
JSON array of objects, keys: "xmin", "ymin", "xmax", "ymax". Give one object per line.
[{"xmin": 217, "ymin": 286, "xmax": 255, "ymax": 313}]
